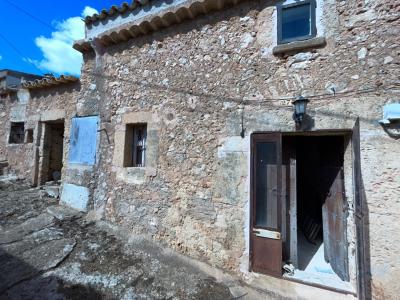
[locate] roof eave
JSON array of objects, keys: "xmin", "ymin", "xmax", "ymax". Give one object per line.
[
  {"xmin": 23, "ymin": 75, "xmax": 79, "ymax": 90},
  {"xmin": 74, "ymin": 0, "xmax": 244, "ymax": 53}
]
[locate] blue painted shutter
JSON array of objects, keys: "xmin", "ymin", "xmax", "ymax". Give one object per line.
[{"xmin": 68, "ymin": 116, "xmax": 99, "ymax": 165}]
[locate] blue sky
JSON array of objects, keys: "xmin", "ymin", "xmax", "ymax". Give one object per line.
[{"xmin": 0, "ymin": 0, "xmax": 118, "ymax": 76}]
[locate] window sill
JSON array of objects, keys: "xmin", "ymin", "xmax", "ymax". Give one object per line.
[
  {"xmin": 116, "ymin": 166, "xmax": 157, "ymax": 184},
  {"xmin": 273, "ymin": 37, "xmax": 326, "ymax": 55}
]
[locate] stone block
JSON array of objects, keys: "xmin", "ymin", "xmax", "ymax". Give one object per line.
[
  {"xmin": 60, "ymin": 183, "xmax": 90, "ymax": 212},
  {"xmin": 43, "ymin": 185, "xmax": 60, "ymax": 198},
  {"xmin": 40, "ymin": 109, "xmax": 65, "ymax": 122},
  {"xmin": 272, "ymin": 37, "xmax": 326, "ymax": 55}
]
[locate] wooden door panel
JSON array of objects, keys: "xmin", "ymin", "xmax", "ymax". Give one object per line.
[
  {"xmin": 251, "ymin": 235, "xmax": 282, "ymax": 277},
  {"xmin": 289, "ymin": 158, "xmax": 298, "ymax": 268},
  {"xmin": 250, "ymin": 133, "xmax": 282, "ymax": 277},
  {"xmin": 321, "ymin": 167, "xmax": 349, "ymax": 281},
  {"xmin": 266, "ymin": 164, "xmax": 278, "ymax": 228},
  {"xmin": 353, "ymin": 118, "xmax": 369, "ymax": 299}
]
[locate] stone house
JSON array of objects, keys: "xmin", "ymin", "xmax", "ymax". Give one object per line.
[
  {"xmin": 0, "ymin": 73, "xmax": 79, "ymax": 180},
  {"xmin": 0, "ymin": 69, "xmax": 42, "ymax": 172},
  {"xmin": 1, "ymin": 0, "xmax": 400, "ymax": 299}
]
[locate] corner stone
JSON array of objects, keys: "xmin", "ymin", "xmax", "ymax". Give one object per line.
[{"xmin": 60, "ymin": 183, "xmax": 90, "ymax": 212}]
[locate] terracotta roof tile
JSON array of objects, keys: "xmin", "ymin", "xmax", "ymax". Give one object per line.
[
  {"xmin": 75, "ymin": 0, "xmax": 244, "ymax": 53},
  {"xmin": 84, "ymin": 0, "xmax": 150, "ymax": 25},
  {"xmin": 23, "ymin": 75, "xmax": 79, "ymax": 90}
]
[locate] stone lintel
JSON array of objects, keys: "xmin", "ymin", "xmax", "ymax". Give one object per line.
[
  {"xmin": 40, "ymin": 110, "xmax": 66, "ymax": 122},
  {"xmin": 272, "ymin": 37, "xmax": 326, "ymax": 56}
]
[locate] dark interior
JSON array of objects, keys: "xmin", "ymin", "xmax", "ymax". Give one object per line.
[
  {"xmin": 283, "ymin": 135, "xmax": 345, "ymax": 270},
  {"xmin": 47, "ymin": 122, "xmax": 64, "ymax": 182}
]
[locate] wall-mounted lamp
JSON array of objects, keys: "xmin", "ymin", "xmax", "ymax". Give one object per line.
[
  {"xmin": 292, "ymin": 96, "xmax": 309, "ymax": 126},
  {"xmin": 379, "ymin": 103, "xmax": 400, "ymax": 126}
]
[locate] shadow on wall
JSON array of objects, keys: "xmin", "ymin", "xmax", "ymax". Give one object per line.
[
  {"xmin": 381, "ymin": 122, "xmax": 400, "ymax": 140},
  {"xmin": 29, "ymin": 81, "xmax": 81, "ymax": 98},
  {"xmin": 360, "ymin": 176, "xmax": 372, "ymax": 300},
  {"xmin": 0, "ymin": 249, "xmax": 107, "ymax": 300}
]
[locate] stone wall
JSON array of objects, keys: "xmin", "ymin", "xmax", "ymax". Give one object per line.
[
  {"xmin": 0, "ymin": 0, "xmax": 398, "ymax": 298},
  {"xmin": 75, "ymin": 0, "xmax": 400, "ymax": 298},
  {"xmin": 0, "ymin": 83, "xmax": 80, "ymax": 182},
  {"xmin": 0, "ymin": 93, "xmax": 16, "ymax": 161},
  {"xmin": 75, "ymin": 0, "xmax": 400, "ymax": 299},
  {"xmin": 27, "ymin": 84, "xmax": 80, "ymax": 185}
]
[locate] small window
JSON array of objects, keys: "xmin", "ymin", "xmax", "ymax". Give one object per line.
[
  {"xmin": 124, "ymin": 124, "xmax": 147, "ymax": 167},
  {"xmin": 26, "ymin": 129, "xmax": 34, "ymax": 143},
  {"xmin": 9, "ymin": 122, "xmax": 25, "ymax": 144},
  {"xmin": 277, "ymin": 0, "xmax": 316, "ymax": 44}
]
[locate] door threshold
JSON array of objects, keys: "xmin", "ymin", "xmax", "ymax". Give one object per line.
[{"xmin": 283, "ymin": 272, "xmax": 356, "ymax": 296}]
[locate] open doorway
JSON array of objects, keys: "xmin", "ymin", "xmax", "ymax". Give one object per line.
[
  {"xmin": 250, "ymin": 131, "xmax": 355, "ymax": 293},
  {"xmin": 282, "ymin": 135, "xmax": 349, "ymax": 284},
  {"xmin": 39, "ymin": 121, "xmax": 65, "ymax": 184}
]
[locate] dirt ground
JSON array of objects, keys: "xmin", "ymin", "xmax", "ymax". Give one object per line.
[{"xmin": 0, "ymin": 180, "xmax": 240, "ymax": 300}]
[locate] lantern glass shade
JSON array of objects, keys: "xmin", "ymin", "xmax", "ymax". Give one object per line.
[
  {"xmin": 294, "ymin": 97, "xmax": 308, "ymax": 115},
  {"xmin": 292, "ymin": 96, "xmax": 309, "ymax": 124}
]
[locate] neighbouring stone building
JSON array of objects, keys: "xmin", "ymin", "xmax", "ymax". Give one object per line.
[
  {"xmin": 0, "ymin": 70, "xmax": 42, "ymax": 173},
  {"xmin": 0, "ymin": 74, "xmax": 79, "ymax": 181},
  {"xmin": 1, "ymin": 0, "xmax": 399, "ymax": 299}
]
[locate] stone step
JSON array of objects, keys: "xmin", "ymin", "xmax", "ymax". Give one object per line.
[{"xmin": 42, "ymin": 184, "xmax": 60, "ymax": 198}]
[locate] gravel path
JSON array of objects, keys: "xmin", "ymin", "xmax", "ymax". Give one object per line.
[{"xmin": 0, "ymin": 180, "xmax": 237, "ymax": 300}]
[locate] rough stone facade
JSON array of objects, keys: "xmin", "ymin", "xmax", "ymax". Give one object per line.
[
  {"xmin": 2, "ymin": 0, "xmax": 400, "ymax": 299},
  {"xmin": 0, "ymin": 93, "xmax": 15, "ymax": 163},
  {"xmin": 0, "ymin": 83, "xmax": 80, "ymax": 182}
]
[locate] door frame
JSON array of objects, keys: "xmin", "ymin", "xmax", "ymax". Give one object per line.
[
  {"xmin": 37, "ymin": 119, "xmax": 65, "ymax": 185},
  {"xmin": 249, "ymin": 129, "xmax": 365, "ymax": 296}
]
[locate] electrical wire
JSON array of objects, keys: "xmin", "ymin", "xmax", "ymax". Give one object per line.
[
  {"xmin": 2, "ymin": 0, "xmax": 398, "ymax": 104},
  {"xmin": 0, "ymin": 32, "xmax": 45, "ymax": 75},
  {"xmin": 2, "ymin": 1, "xmax": 398, "ymax": 107},
  {"xmin": 0, "ymin": 32, "xmax": 26, "ymax": 59},
  {"xmin": 1, "ymin": 0, "xmax": 54, "ymax": 30},
  {"xmin": 83, "ymin": 70, "xmax": 399, "ymax": 125},
  {"xmin": 89, "ymin": 70, "xmax": 399, "ymax": 105}
]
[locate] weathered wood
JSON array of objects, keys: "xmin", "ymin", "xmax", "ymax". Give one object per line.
[
  {"xmin": 250, "ymin": 133, "xmax": 282, "ymax": 277},
  {"xmin": 289, "ymin": 157, "xmax": 298, "ymax": 268},
  {"xmin": 266, "ymin": 164, "xmax": 278, "ymax": 229},
  {"xmin": 251, "ymin": 234, "xmax": 282, "ymax": 277},
  {"xmin": 281, "ymin": 165, "xmax": 287, "ymax": 244},
  {"xmin": 353, "ymin": 118, "xmax": 369, "ymax": 299},
  {"xmin": 322, "ymin": 167, "xmax": 349, "ymax": 281}
]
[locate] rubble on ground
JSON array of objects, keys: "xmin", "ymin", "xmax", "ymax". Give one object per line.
[{"xmin": 0, "ymin": 180, "xmax": 237, "ymax": 300}]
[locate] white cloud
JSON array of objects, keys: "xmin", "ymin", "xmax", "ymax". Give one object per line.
[
  {"xmin": 0, "ymin": 55, "xmax": 2, "ymax": 61},
  {"xmin": 82, "ymin": 6, "xmax": 98, "ymax": 17},
  {"xmin": 30, "ymin": 6, "xmax": 98, "ymax": 76}
]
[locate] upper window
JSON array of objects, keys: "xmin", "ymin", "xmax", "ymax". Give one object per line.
[
  {"xmin": 277, "ymin": 0, "xmax": 317, "ymax": 44},
  {"xmin": 9, "ymin": 122, "xmax": 25, "ymax": 144},
  {"xmin": 124, "ymin": 124, "xmax": 147, "ymax": 168}
]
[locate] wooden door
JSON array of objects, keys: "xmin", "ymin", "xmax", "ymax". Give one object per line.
[
  {"xmin": 250, "ymin": 133, "xmax": 282, "ymax": 277},
  {"xmin": 353, "ymin": 118, "xmax": 369, "ymax": 299},
  {"xmin": 321, "ymin": 167, "xmax": 349, "ymax": 281},
  {"xmin": 282, "ymin": 138, "xmax": 297, "ymax": 267}
]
